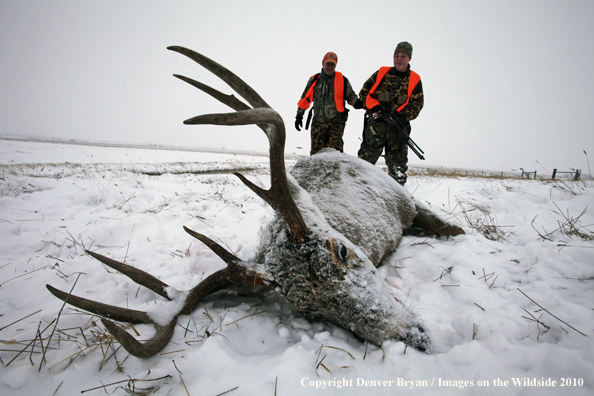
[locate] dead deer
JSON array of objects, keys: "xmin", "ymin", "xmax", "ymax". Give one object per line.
[{"xmin": 46, "ymin": 46, "xmax": 464, "ymax": 358}]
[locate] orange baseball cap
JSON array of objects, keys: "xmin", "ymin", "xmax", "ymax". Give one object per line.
[{"xmin": 323, "ymin": 52, "xmax": 338, "ymax": 64}]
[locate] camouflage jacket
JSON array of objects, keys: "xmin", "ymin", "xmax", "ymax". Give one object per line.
[
  {"xmin": 296, "ymin": 69, "xmax": 359, "ymax": 123},
  {"xmin": 359, "ymin": 65, "xmax": 424, "ymax": 122}
]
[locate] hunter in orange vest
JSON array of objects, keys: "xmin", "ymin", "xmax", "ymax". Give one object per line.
[
  {"xmin": 295, "ymin": 52, "xmax": 362, "ymax": 155},
  {"xmin": 357, "ymin": 42, "xmax": 424, "ymax": 185}
]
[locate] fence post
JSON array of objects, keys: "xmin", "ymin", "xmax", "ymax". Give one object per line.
[{"xmin": 552, "ymin": 169, "xmax": 557, "ymax": 180}]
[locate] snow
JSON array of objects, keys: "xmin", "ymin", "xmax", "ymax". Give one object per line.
[
  {"xmin": 291, "ymin": 148, "xmax": 417, "ymax": 266},
  {"xmin": 1, "ymin": 139, "xmax": 593, "ymax": 395}
]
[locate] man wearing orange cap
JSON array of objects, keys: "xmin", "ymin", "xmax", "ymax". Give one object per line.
[{"xmin": 296, "ymin": 52, "xmax": 362, "ymax": 155}]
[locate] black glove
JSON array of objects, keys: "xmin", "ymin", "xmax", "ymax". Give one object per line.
[
  {"xmin": 353, "ymin": 99, "xmax": 363, "ymax": 109},
  {"xmin": 295, "ymin": 115, "xmax": 303, "ymax": 131}
]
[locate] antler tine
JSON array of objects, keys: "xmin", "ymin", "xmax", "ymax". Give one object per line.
[
  {"xmin": 183, "ymin": 226, "xmax": 275, "ymax": 283},
  {"xmin": 85, "ymin": 250, "xmax": 171, "ymax": 300},
  {"xmin": 172, "ymin": 74, "xmax": 251, "ymax": 112},
  {"xmin": 167, "ymin": 46, "xmax": 269, "ymax": 109},
  {"xmin": 101, "ymin": 319, "xmax": 176, "ymax": 358},
  {"xmin": 46, "ymin": 284, "xmax": 176, "ymax": 357},
  {"xmin": 183, "ymin": 107, "xmax": 281, "ymax": 127},
  {"xmin": 172, "ymin": 74, "xmax": 272, "ymax": 135},
  {"xmin": 183, "ymin": 226, "xmax": 241, "ymax": 266},
  {"xmin": 46, "ymin": 284, "xmax": 152, "ymax": 324},
  {"xmin": 181, "ymin": 226, "xmax": 277, "ymax": 314}
]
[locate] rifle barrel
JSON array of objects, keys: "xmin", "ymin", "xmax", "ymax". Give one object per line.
[
  {"xmin": 391, "ymin": 115, "xmax": 425, "ymax": 160},
  {"xmin": 407, "ymin": 137, "xmax": 424, "ymax": 155}
]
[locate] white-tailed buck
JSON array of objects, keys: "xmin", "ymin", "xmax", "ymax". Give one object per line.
[{"xmin": 46, "ymin": 46, "xmax": 464, "ymax": 358}]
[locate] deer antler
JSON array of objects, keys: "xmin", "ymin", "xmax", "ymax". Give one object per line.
[
  {"xmin": 46, "ymin": 228, "xmax": 274, "ymax": 357},
  {"xmin": 45, "ymin": 47, "xmax": 305, "ymax": 357},
  {"xmin": 167, "ymin": 46, "xmax": 310, "ymax": 243}
]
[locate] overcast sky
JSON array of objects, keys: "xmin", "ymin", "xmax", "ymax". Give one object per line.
[{"xmin": 1, "ymin": 0, "xmax": 593, "ymax": 173}]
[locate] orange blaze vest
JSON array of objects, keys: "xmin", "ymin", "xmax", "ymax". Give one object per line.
[
  {"xmin": 297, "ymin": 72, "xmax": 345, "ymax": 112},
  {"xmin": 366, "ymin": 67, "xmax": 421, "ymax": 113}
]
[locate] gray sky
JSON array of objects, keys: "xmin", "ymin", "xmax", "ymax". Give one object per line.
[{"xmin": 1, "ymin": 0, "xmax": 593, "ymax": 173}]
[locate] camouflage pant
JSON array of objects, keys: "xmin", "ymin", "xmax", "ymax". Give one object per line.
[
  {"xmin": 310, "ymin": 116, "xmax": 346, "ymax": 155},
  {"xmin": 357, "ymin": 116, "xmax": 411, "ymax": 185}
]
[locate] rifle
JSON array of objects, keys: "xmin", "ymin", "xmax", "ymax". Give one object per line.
[
  {"xmin": 372, "ymin": 105, "xmax": 425, "ymax": 160},
  {"xmin": 305, "ymin": 107, "xmax": 313, "ymax": 130}
]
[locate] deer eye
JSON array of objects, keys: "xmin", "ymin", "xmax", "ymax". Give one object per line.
[{"xmin": 339, "ymin": 244, "xmax": 348, "ymax": 260}]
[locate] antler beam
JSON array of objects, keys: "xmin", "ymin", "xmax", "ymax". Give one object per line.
[
  {"xmin": 45, "ymin": 46, "xmax": 309, "ymax": 358},
  {"xmin": 46, "ymin": 227, "xmax": 274, "ymax": 358},
  {"xmin": 167, "ymin": 46, "xmax": 310, "ymax": 242}
]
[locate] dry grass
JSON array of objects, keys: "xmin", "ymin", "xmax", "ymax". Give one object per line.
[
  {"xmin": 314, "ymin": 344, "xmax": 356, "ymax": 375},
  {"xmin": 518, "ymin": 288, "xmax": 587, "ymax": 338},
  {"xmin": 407, "ymin": 165, "xmax": 593, "ymax": 183},
  {"xmin": 454, "ymin": 199, "xmax": 514, "ymax": 242},
  {"xmin": 532, "ymin": 203, "xmax": 594, "ymax": 242},
  {"xmin": 408, "ymin": 165, "xmax": 513, "ymax": 180}
]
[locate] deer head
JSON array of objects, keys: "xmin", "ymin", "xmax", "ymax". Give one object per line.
[{"xmin": 46, "ymin": 46, "xmax": 463, "ymax": 357}]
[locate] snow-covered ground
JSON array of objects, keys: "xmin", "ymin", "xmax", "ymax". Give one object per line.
[{"xmin": 1, "ymin": 139, "xmax": 593, "ymax": 395}]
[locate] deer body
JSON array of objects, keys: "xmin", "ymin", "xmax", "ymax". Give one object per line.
[
  {"xmin": 46, "ymin": 47, "xmax": 463, "ymax": 357},
  {"xmin": 254, "ymin": 149, "xmax": 430, "ymax": 349},
  {"xmin": 290, "ymin": 148, "xmax": 416, "ymax": 266}
]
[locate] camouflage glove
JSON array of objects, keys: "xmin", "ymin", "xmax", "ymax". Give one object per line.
[
  {"xmin": 295, "ymin": 114, "xmax": 303, "ymax": 131},
  {"xmin": 353, "ymin": 99, "xmax": 363, "ymax": 109}
]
